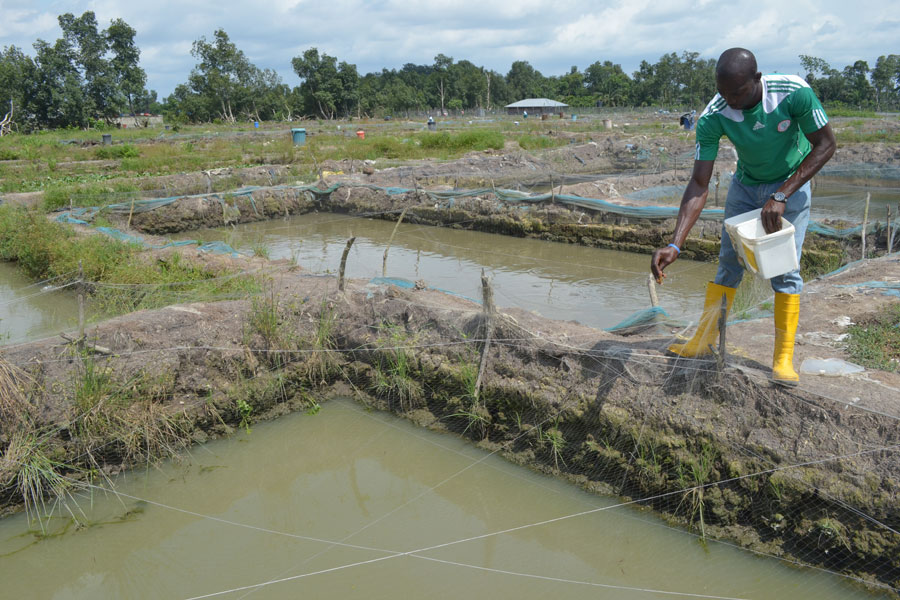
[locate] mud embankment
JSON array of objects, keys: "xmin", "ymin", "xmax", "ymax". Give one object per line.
[
  {"xmin": 127, "ymin": 182, "xmax": 852, "ymax": 268},
  {"xmin": 1, "ymin": 270, "xmax": 898, "ymax": 592}
]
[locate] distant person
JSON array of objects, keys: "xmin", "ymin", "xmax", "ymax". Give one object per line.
[
  {"xmin": 679, "ymin": 110, "xmax": 696, "ymax": 130},
  {"xmin": 650, "ymin": 48, "xmax": 835, "ymax": 385},
  {"xmin": 523, "ymin": 110, "xmax": 528, "ymax": 119},
  {"xmin": 427, "ymin": 115, "xmax": 434, "ymax": 124}
]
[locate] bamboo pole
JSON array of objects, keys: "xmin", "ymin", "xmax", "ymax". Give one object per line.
[
  {"xmin": 338, "ymin": 236, "xmax": 356, "ymax": 292},
  {"xmin": 861, "ymin": 192, "xmax": 870, "ymax": 259},
  {"xmin": 382, "ymin": 206, "xmax": 409, "ymax": 277}
]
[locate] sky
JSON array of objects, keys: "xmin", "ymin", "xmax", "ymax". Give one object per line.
[{"xmin": 1, "ymin": 0, "xmax": 897, "ymax": 98}]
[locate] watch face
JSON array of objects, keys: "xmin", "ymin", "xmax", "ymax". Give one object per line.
[{"xmin": 773, "ymin": 192, "xmax": 786, "ymax": 202}]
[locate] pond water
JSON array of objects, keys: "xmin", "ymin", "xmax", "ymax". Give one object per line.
[
  {"xmin": 0, "ymin": 262, "xmax": 81, "ymax": 346},
  {"xmin": 0, "ymin": 398, "xmax": 887, "ymax": 600},
  {"xmin": 811, "ymin": 183, "xmax": 900, "ymax": 223},
  {"xmin": 174, "ymin": 212, "xmax": 717, "ymax": 330}
]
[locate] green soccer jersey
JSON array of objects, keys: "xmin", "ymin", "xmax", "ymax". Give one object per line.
[{"xmin": 695, "ymin": 74, "xmax": 829, "ymax": 185}]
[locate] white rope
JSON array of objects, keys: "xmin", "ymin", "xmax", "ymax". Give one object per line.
[
  {"xmin": 410, "ymin": 555, "xmax": 754, "ymax": 600},
  {"xmin": 176, "ymin": 437, "xmax": 900, "ymax": 599}
]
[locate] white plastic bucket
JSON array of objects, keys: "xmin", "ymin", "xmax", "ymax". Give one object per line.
[{"xmin": 724, "ymin": 209, "xmax": 798, "ymax": 279}]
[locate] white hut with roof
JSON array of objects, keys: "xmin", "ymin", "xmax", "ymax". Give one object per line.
[{"xmin": 505, "ymin": 98, "xmax": 568, "ymax": 116}]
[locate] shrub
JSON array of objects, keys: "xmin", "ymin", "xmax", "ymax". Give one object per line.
[
  {"xmin": 418, "ymin": 130, "xmax": 504, "ymax": 152},
  {"xmin": 94, "ymin": 144, "xmax": 140, "ymax": 160}
]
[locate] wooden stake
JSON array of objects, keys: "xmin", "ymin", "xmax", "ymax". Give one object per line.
[
  {"xmin": 338, "ymin": 236, "xmax": 355, "ymax": 292},
  {"xmin": 382, "ymin": 206, "xmax": 409, "ymax": 277},
  {"xmin": 127, "ymin": 195, "xmax": 136, "ymax": 229},
  {"xmin": 861, "ymin": 192, "xmax": 870, "ymax": 259},
  {"xmin": 647, "ymin": 274, "xmax": 659, "ymax": 307},
  {"xmin": 714, "ymin": 169, "xmax": 720, "ymax": 207},
  {"xmin": 887, "ymin": 205, "xmax": 893, "ymax": 254},
  {"xmin": 474, "ymin": 269, "xmax": 495, "ymax": 401}
]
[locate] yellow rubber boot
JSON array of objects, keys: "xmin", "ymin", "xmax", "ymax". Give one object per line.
[
  {"xmin": 669, "ymin": 282, "xmax": 737, "ymax": 357},
  {"xmin": 773, "ymin": 292, "xmax": 800, "ymax": 385}
]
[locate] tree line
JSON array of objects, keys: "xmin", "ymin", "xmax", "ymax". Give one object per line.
[
  {"xmin": 2, "ymin": 14, "xmax": 899, "ymax": 129},
  {"xmin": 0, "ymin": 12, "xmax": 151, "ymax": 130}
]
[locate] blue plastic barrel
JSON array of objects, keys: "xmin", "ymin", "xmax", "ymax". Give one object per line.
[
  {"xmin": 254, "ymin": 121, "xmax": 259, "ymax": 128},
  {"xmin": 291, "ymin": 128, "xmax": 307, "ymax": 146}
]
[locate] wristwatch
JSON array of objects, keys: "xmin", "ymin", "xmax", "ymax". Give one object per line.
[{"xmin": 770, "ymin": 191, "xmax": 787, "ymax": 203}]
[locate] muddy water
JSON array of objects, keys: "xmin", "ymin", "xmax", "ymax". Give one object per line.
[
  {"xmin": 175, "ymin": 214, "xmax": 717, "ymax": 329},
  {"xmin": 812, "ymin": 183, "xmax": 900, "ymax": 222},
  {"xmin": 0, "ymin": 262, "xmax": 81, "ymax": 345},
  {"xmin": 0, "ymin": 398, "xmax": 886, "ymax": 600}
]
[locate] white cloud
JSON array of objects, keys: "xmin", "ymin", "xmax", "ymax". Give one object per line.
[{"xmin": 0, "ymin": 9, "xmax": 57, "ymax": 40}]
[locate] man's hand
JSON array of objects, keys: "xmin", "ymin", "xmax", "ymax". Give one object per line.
[
  {"xmin": 761, "ymin": 197, "xmax": 785, "ymax": 234},
  {"xmin": 651, "ymin": 246, "xmax": 680, "ymax": 284}
]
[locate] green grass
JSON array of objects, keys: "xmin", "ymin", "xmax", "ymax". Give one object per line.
[
  {"xmin": 370, "ymin": 323, "xmax": 423, "ymax": 411},
  {"xmin": 834, "ymin": 130, "xmax": 900, "ymax": 144},
  {"xmin": 0, "ymin": 204, "xmax": 259, "ymax": 315},
  {"xmin": 418, "ymin": 129, "xmax": 504, "ymax": 152},
  {"xmin": 304, "ymin": 301, "xmax": 340, "ymax": 383},
  {"xmin": 539, "ymin": 422, "xmax": 567, "ymax": 470},
  {"xmin": 827, "ymin": 108, "xmax": 879, "ymax": 118},
  {"xmin": 66, "ymin": 351, "xmax": 190, "ymax": 472},
  {"xmin": 94, "ymin": 144, "xmax": 140, "ymax": 160},
  {"xmin": 846, "ymin": 303, "xmax": 900, "ymax": 371},
  {"xmin": 0, "ymin": 431, "xmax": 86, "ymax": 531},
  {"xmin": 675, "ymin": 441, "xmax": 718, "ymax": 538},
  {"xmin": 42, "ymin": 181, "xmax": 143, "ymax": 211}
]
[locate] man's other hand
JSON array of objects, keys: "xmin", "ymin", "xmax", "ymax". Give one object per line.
[
  {"xmin": 761, "ymin": 199, "xmax": 785, "ymax": 234},
  {"xmin": 651, "ymin": 246, "xmax": 680, "ymax": 284}
]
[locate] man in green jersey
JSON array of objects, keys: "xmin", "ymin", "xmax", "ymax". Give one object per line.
[{"xmin": 650, "ymin": 48, "xmax": 836, "ymax": 385}]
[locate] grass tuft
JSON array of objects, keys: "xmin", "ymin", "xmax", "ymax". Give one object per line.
[
  {"xmin": 846, "ymin": 303, "xmax": 900, "ymax": 372},
  {"xmin": 0, "ymin": 431, "xmax": 86, "ymax": 531}
]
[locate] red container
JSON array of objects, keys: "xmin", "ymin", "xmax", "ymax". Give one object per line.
[{"xmin": 356, "ymin": 130, "xmax": 365, "ymax": 139}]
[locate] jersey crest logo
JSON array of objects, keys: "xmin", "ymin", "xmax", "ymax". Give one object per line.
[
  {"xmin": 777, "ymin": 119, "xmax": 791, "ymax": 132},
  {"xmin": 752, "ymin": 121, "xmax": 765, "ymax": 131}
]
